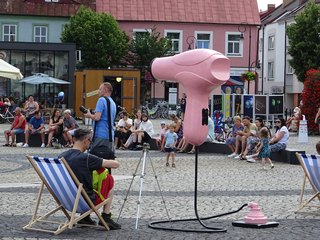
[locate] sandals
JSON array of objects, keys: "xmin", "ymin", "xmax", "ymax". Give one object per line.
[
  {"xmin": 187, "ymin": 150, "xmax": 195, "ymax": 154},
  {"xmin": 3, "ymin": 143, "xmax": 10, "ymax": 147},
  {"xmin": 172, "ymin": 163, "xmax": 176, "ymax": 168},
  {"xmin": 119, "ymin": 146, "xmax": 126, "ymax": 150},
  {"xmin": 166, "ymin": 162, "xmax": 169, "ymax": 167}
]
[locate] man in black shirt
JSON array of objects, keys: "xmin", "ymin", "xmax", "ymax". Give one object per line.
[{"xmin": 59, "ymin": 128, "xmax": 121, "ymax": 230}]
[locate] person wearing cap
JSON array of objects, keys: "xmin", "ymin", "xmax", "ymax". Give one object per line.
[{"xmin": 3, "ymin": 107, "xmax": 26, "ymax": 147}]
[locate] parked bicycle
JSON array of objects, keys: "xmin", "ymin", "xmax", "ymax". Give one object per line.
[
  {"xmin": 141, "ymin": 101, "xmax": 170, "ymax": 119},
  {"xmin": 0, "ymin": 106, "xmax": 14, "ymax": 124},
  {"xmin": 213, "ymin": 111, "xmax": 233, "ymax": 142}
]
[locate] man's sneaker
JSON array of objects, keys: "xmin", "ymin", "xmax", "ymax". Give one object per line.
[
  {"xmin": 22, "ymin": 143, "xmax": 29, "ymax": 148},
  {"xmin": 246, "ymin": 155, "xmax": 255, "ymax": 159},
  {"xmin": 234, "ymin": 154, "xmax": 242, "ymax": 159},
  {"xmin": 228, "ymin": 153, "xmax": 237, "ymax": 158},
  {"xmin": 247, "ymin": 158, "xmax": 256, "ymax": 163},
  {"xmin": 78, "ymin": 215, "xmax": 96, "ymax": 226},
  {"xmin": 41, "ymin": 143, "xmax": 45, "ymax": 148},
  {"xmin": 99, "ymin": 212, "xmax": 121, "ymax": 230}
]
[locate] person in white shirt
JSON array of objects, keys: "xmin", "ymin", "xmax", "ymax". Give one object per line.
[
  {"xmin": 131, "ymin": 113, "xmax": 154, "ymax": 150},
  {"xmin": 269, "ymin": 117, "xmax": 289, "ymax": 152},
  {"xmin": 114, "ymin": 111, "xmax": 133, "ymax": 149}
]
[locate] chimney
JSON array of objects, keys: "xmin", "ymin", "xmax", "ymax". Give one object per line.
[{"xmin": 267, "ymin": 4, "xmax": 276, "ymax": 10}]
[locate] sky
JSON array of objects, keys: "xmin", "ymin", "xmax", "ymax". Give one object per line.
[{"xmin": 257, "ymin": 0, "xmax": 283, "ymax": 11}]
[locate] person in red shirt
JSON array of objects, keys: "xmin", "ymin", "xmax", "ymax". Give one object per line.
[{"xmin": 3, "ymin": 107, "xmax": 26, "ymax": 147}]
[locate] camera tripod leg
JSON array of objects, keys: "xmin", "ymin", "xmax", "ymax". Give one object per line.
[
  {"xmin": 146, "ymin": 153, "xmax": 171, "ymax": 222},
  {"xmin": 117, "ymin": 152, "xmax": 144, "ymax": 223},
  {"xmin": 135, "ymin": 150, "xmax": 148, "ymax": 229}
]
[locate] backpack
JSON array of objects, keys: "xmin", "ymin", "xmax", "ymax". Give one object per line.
[{"xmin": 92, "ymin": 167, "xmax": 113, "ymax": 205}]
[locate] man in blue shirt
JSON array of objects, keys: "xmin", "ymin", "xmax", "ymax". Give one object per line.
[
  {"xmin": 84, "ymin": 82, "xmax": 116, "ymax": 151},
  {"xmin": 23, "ymin": 111, "xmax": 45, "ymax": 147}
]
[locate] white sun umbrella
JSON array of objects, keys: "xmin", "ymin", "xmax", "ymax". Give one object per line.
[
  {"xmin": 0, "ymin": 59, "xmax": 23, "ymax": 80},
  {"xmin": 20, "ymin": 73, "xmax": 70, "ymax": 85}
]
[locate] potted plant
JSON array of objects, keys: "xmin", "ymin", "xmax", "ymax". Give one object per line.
[{"xmin": 241, "ymin": 71, "xmax": 257, "ymax": 81}]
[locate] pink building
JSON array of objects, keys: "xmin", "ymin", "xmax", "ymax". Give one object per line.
[{"xmin": 96, "ymin": 0, "xmax": 261, "ymax": 102}]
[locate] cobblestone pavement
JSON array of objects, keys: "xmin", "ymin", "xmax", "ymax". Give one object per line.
[{"xmin": 0, "ymin": 121, "xmax": 319, "ymax": 240}]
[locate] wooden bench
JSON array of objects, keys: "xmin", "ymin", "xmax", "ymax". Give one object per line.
[{"xmin": 270, "ymin": 148, "xmax": 305, "ymax": 165}]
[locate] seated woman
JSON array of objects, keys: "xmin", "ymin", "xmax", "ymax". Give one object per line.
[
  {"xmin": 114, "ymin": 111, "xmax": 132, "ymax": 149},
  {"xmin": 226, "ymin": 116, "xmax": 244, "ymax": 155},
  {"xmin": 45, "ymin": 109, "xmax": 64, "ymax": 147},
  {"xmin": 131, "ymin": 113, "xmax": 154, "ymax": 150},
  {"xmin": 270, "ymin": 118, "xmax": 289, "ymax": 152},
  {"xmin": 122, "ymin": 109, "xmax": 142, "ymax": 149},
  {"xmin": 286, "ymin": 106, "xmax": 301, "ymax": 131}
]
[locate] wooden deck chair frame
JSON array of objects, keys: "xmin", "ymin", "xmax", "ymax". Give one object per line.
[
  {"xmin": 23, "ymin": 156, "xmax": 111, "ymax": 235},
  {"xmin": 295, "ymin": 153, "xmax": 320, "ymax": 214}
]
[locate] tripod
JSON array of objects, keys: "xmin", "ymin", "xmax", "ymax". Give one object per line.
[{"xmin": 117, "ymin": 143, "xmax": 170, "ymax": 229}]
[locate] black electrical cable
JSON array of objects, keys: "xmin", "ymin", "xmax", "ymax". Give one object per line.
[{"xmin": 148, "ymin": 146, "xmax": 248, "ymax": 233}]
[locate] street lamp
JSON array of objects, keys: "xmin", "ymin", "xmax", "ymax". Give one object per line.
[
  {"xmin": 238, "ymin": 22, "xmax": 252, "ymax": 93},
  {"xmin": 186, "ymin": 36, "xmax": 197, "ymax": 50}
]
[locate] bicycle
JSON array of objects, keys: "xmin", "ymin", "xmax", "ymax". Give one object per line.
[
  {"xmin": 213, "ymin": 111, "xmax": 233, "ymax": 142},
  {"xmin": 0, "ymin": 106, "xmax": 14, "ymax": 124}
]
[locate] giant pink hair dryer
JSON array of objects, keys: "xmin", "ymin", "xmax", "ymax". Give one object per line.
[{"xmin": 151, "ymin": 49, "xmax": 230, "ymax": 146}]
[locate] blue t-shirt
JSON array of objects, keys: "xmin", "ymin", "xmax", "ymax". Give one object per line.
[
  {"xmin": 94, "ymin": 96, "xmax": 116, "ymax": 140},
  {"xmin": 165, "ymin": 131, "xmax": 178, "ymax": 148},
  {"xmin": 29, "ymin": 116, "xmax": 44, "ymax": 129}
]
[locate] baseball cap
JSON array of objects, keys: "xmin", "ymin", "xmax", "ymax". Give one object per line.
[{"xmin": 161, "ymin": 121, "xmax": 166, "ymax": 125}]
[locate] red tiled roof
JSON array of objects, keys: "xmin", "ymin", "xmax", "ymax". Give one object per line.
[
  {"xmin": 0, "ymin": 0, "xmax": 95, "ymax": 16},
  {"xmin": 96, "ymin": 0, "xmax": 261, "ymax": 25}
]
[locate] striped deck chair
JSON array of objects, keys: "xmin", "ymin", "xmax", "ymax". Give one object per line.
[
  {"xmin": 23, "ymin": 156, "xmax": 111, "ymax": 235},
  {"xmin": 295, "ymin": 153, "xmax": 320, "ymax": 214}
]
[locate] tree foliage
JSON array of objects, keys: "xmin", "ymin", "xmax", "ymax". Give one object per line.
[
  {"xmin": 61, "ymin": 6, "xmax": 129, "ymax": 69},
  {"xmin": 301, "ymin": 69, "xmax": 320, "ymax": 133},
  {"xmin": 126, "ymin": 27, "xmax": 173, "ymax": 71},
  {"xmin": 287, "ymin": 2, "xmax": 320, "ymax": 82}
]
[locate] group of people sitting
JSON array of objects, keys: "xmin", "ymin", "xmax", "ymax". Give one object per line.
[
  {"xmin": 3, "ymin": 107, "xmax": 79, "ymax": 148},
  {"xmin": 226, "ymin": 115, "xmax": 289, "ymax": 169}
]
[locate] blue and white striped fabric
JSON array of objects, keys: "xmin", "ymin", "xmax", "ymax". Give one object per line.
[
  {"xmin": 32, "ymin": 156, "xmax": 90, "ymax": 213},
  {"xmin": 300, "ymin": 153, "xmax": 320, "ymax": 192}
]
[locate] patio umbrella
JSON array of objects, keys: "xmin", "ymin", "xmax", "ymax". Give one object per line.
[
  {"xmin": 20, "ymin": 73, "xmax": 70, "ymax": 105},
  {"xmin": 19, "ymin": 73, "xmax": 70, "ymax": 85},
  {"xmin": 0, "ymin": 59, "xmax": 23, "ymax": 80}
]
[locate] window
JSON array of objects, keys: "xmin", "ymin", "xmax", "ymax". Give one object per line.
[
  {"xmin": 226, "ymin": 32, "xmax": 242, "ymax": 56},
  {"xmin": 133, "ymin": 29, "xmax": 151, "ymax": 40},
  {"xmin": 268, "ymin": 36, "xmax": 275, "ymax": 50},
  {"xmin": 195, "ymin": 32, "xmax": 212, "ymax": 49},
  {"xmin": 34, "ymin": 26, "xmax": 48, "ymax": 42},
  {"xmin": 2, "ymin": 24, "xmax": 17, "ymax": 42},
  {"xmin": 268, "ymin": 62, "xmax": 274, "ymax": 80},
  {"xmin": 287, "ymin": 61, "xmax": 293, "ymax": 74},
  {"xmin": 165, "ymin": 30, "xmax": 182, "ymax": 53}
]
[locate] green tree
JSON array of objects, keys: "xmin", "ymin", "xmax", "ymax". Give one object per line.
[
  {"xmin": 287, "ymin": 2, "xmax": 320, "ymax": 82},
  {"xmin": 128, "ymin": 27, "xmax": 172, "ymax": 69},
  {"xmin": 61, "ymin": 6, "xmax": 129, "ymax": 69},
  {"xmin": 125, "ymin": 27, "xmax": 173, "ymax": 103}
]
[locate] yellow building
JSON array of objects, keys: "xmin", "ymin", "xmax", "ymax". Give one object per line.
[{"xmin": 74, "ymin": 69, "xmax": 141, "ymax": 118}]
